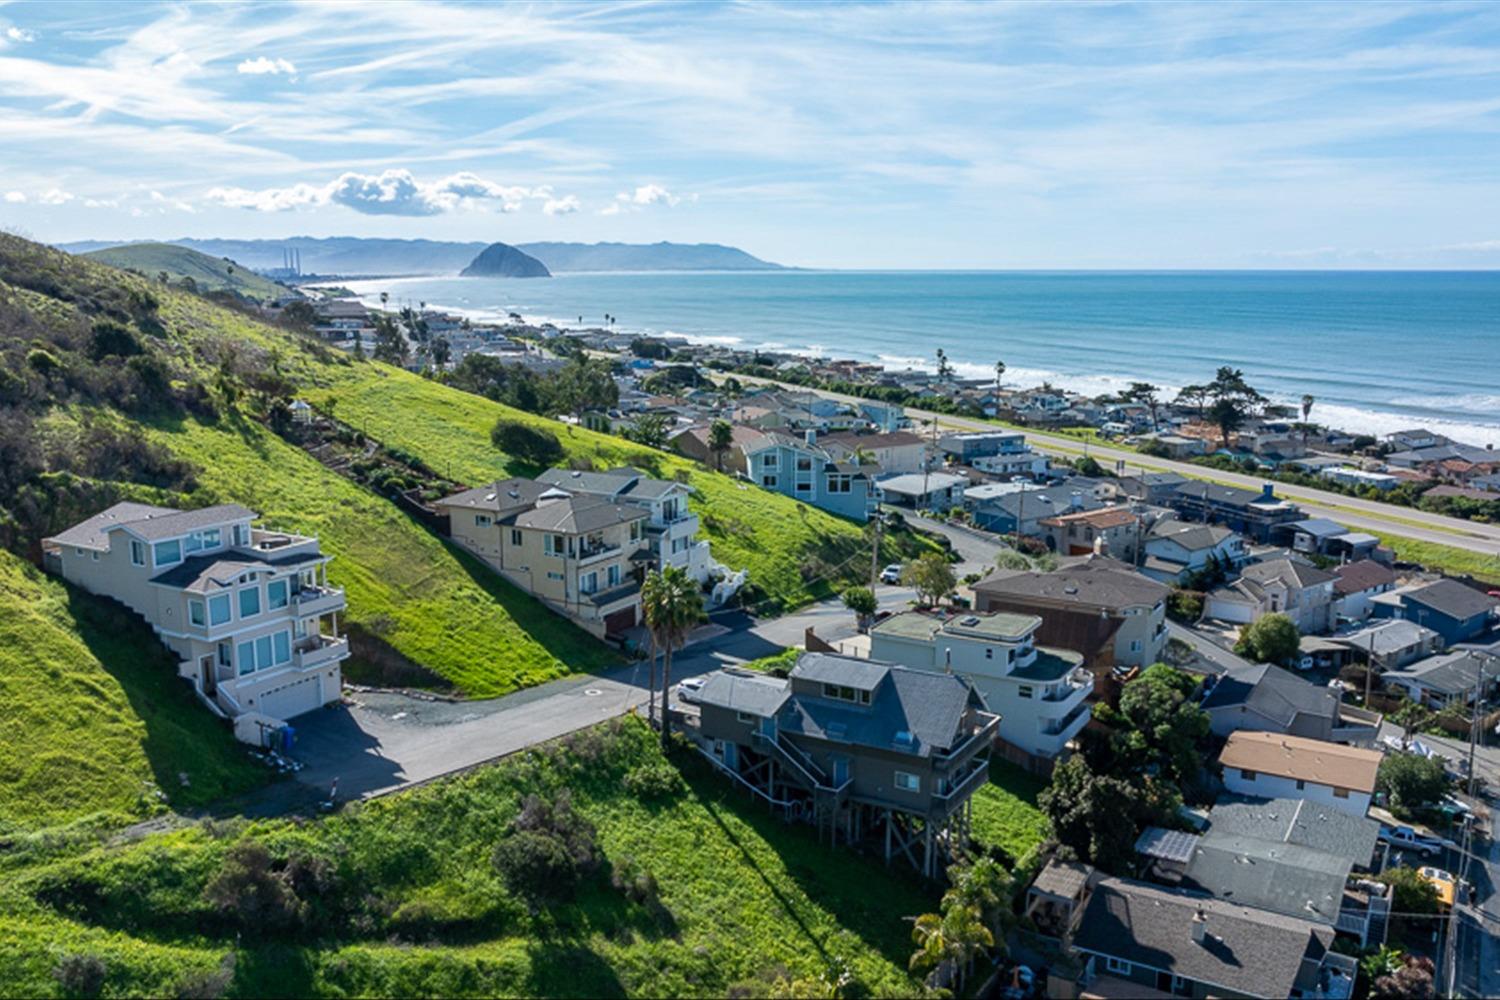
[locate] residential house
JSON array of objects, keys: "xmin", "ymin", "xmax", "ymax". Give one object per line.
[
  {"xmin": 1383, "ymin": 441, "xmax": 1494, "ymax": 471},
  {"xmin": 1040, "ymin": 507, "xmax": 1142, "ymax": 561},
  {"xmin": 938, "ymin": 430, "xmax": 1029, "ymax": 462},
  {"xmin": 1062, "ymin": 872, "xmax": 1356, "ymax": 1000},
  {"xmin": 966, "ymin": 478, "xmax": 1109, "ymax": 536},
  {"xmin": 1116, "ymin": 471, "xmax": 1190, "ymax": 504},
  {"xmin": 668, "ymin": 422, "xmax": 767, "ymax": 476},
  {"xmin": 1470, "ymin": 472, "xmax": 1500, "ymax": 493},
  {"xmin": 819, "ymin": 430, "xmax": 930, "ymax": 475},
  {"xmin": 1168, "ymin": 482, "xmax": 1302, "ymax": 543},
  {"xmin": 1201, "ymin": 663, "xmax": 1382, "ymax": 745},
  {"xmin": 692, "ymin": 654, "xmax": 999, "ymax": 876},
  {"xmin": 1204, "ymin": 558, "xmax": 1337, "ymax": 634},
  {"xmin": 1219, "ymin": 731, "xmax": 1382, "ymax": 817},
  {"xmin": 1383, "ymin": 649, "xmax": 1500, "ymax": 709},
  {"xmin": 1178, "ymin": 796, "xmax": 1388, "ymax": 946},
  {"xmin": 874, "ymin": 470, "xmax": 967, "ymax": 511},
  {"xmin": 1370, "ymin": 578, "xmax": 1498, "ymax": 645},
  {"xmin": 869, "ymin": 610, "xmax": 1092, "ymax": 770},
  {"xmin": 435, "ymin": 479, "xmax": 649, "ymax": 637},
  {"xmin": 1331, "ymin": 620, "xmax": 1443, "ymax": 671},
  {"xmin": 972, "ymin": 555, "xmax": 1169, "ymax": 670},
  {"xmin": 536, "ymin": 467, "xmax": 714, "ymax": 583},
  {"xmin": 1269, "ymin": 518, "xmax": 1354, "ymax": 557},
  {"xmin": 1144, "ymin": 432, "xmax": 1211, "ymax": 459},
  {"xmin": 312, "ymin": 298, "xmax": 371, "ymax": 344},
  {"xmin": 1320, "ymin": 466, "xmax": 1400, "ymax": 492},
  {"xmin": 1331, "ymin": 560, "xmax": 1398, "ymax": 621},
  {"xmin": 1141, "ymin": 519, "xmax": 1247, "ymax": 585},
  {"xmin": 43, "ymin": 502, "xmax": 349, "ymax": 736},
  {"xmin": 970, "ymin": 448, "xmax": 1051, "ymax": 479},
  {"xmin": 1384, "ymin": 429, "xmax": 1448, "ymax": 451},
  {"xmin": 741, "ymin": 430, "xmax": 880, "ymax": 522},
  {"xmin": 857, "ymin": 400, "xmax": 908, "ymax": 433}
]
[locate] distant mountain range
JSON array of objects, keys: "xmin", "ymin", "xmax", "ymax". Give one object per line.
[{"xmin": 58, "ymin": 237, "xmax": 784, "ymax": 276}]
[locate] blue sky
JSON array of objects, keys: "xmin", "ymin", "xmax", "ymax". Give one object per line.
[{"xmin": 3, "ymin": 1, "xmax": 1500, "ymax": 268}]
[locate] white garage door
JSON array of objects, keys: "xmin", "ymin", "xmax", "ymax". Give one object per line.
[{"xmin": 258, "ymin": 674, "xmax": 322, "ymax": 721}]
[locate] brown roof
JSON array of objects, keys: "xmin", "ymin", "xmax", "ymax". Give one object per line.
[
  {"xmin": 1219, "ymin": 731, "xmax": 1381, "ymax": 793},
  {"xmin": 819, "ymin": 430, "xmax": 925, "ymax": 450},
  {"xmin": 972, "ymin": 555, "xmax": 1168, "ymax": 611},
  {"xmin": 1333, "ymin": 559, "xmax": 1397, "ymax": 596},
  {"xmin": 1038, "ymin": 507, "xmax": 1138, "ymax": 530}
]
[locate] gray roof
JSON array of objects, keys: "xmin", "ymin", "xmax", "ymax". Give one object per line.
[
  {"xmin": 696, "ymin": 670, "xmax": 791, "ymax": 717},
  {"xmin": 874, "ymin": 471, "xmax": 967, "ymax": 496},
  {"xmin": 1182, "ymin": 833, "xmax": 1351, "ymax": 925},
  {"xmin": 973, "ymin": 555, "xmax": 1168, "ymax": 610},
  {"xmin": 1240, "ymin": 557, "xmax": 1336, "ymax": 590},
  {"xmin": 1031, "ymin": 858, "xmax": 1093, "ymax": 900},
  {"xmin": 1386, "ymin": 649, "xmax": 1493, "ymax": 696},
  {"xmin": 1404, "ymin": 578, "xmax": 1498, "ymax": 621},
  {"xmin": 1173, "ymin": 480, "xmax": 1275, "ymax": 508},
  {"xmin": 1071, "ymin": 876, "xmax": 1335, "ymax": 998},
  {"xmin": 779, "ymin": 654, "xmax": 981, "ymax": 758},
  {"xmin": 1332, "ymin": 619, "xmax": 1438, "ymax": 656},
  {"xmin": 1332, "ymin": 559, "xmax": 1397, "ymax": 596},
  {"xmin": 150, "ymin": 549, "xmax": 324, "ymax": 593},
  {"xmin": 511, "ymin": 494, "xmax": 647, "ymax": 534},
  {"xmin": 536, "ymin": 466, "xmax": 689, "ymax": 502},
  {"xmin": 971, "ymin": 479, "xmax": 1105, "ymax": 518},
  {"xmin": 1148, "ymin": 519, "xmax": 1237, "ymax": 551},
  {"xmin": 1288, "ymin": 518, "xmax": 1349, "ymax": 540},
  {"xmin": 437, "ymin": 479, "xmax": 549, "ymax": 514},
  {"xmin": 1201, "ymin": 662, "xmax": 1338, "ymax": 728},
  {"xmin": 46, "ymin": 502, "xmax": 258, "ymax": 550},
  {"xmin": 1206, "ymin": 796, "xmax": 1379, "ymax": 863}
]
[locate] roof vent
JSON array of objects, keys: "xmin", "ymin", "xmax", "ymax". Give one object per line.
[
  {"xmin": 571, "ymin": 470, "xmax": 582, "ymax": 477},
  {"xmin": 1063, "ymin": 584, "xmax": 1079, "ymax": 595},
  {"xmin": 485, "ymin": 493, "xmax": 497, "ymax": 502},
  {"xmin": 960, "ymin": 616, "xmax": 981, "ymax": 627},
  {"xmin": 507, "ymin": 490, "xmax": 519, "ymax": 499}
]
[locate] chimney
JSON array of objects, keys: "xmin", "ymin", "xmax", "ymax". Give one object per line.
[
  {"xmin": 805, "ymin": 428, "xmax": 817, "ymax": 446},
  {"xmin": 1261, "ymin": 483, "xmax": 1275, "ymax": 501},
  {"xmin": 1191, "ymin": 907, "xmax": 1207, "ymax": 943},
  {"xmin": 1070, "ymin": 490, "xmax": 1083, "ymax": 510}
]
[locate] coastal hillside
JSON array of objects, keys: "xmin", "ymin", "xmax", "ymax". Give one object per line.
[
  {"xmin": 517, "ymin": 241, "xmax": 783, "ymax": 271},
  {"xmin": 459, "ymin": 241, "xmax": 551, "ymax": 278},
  {"xmin": 79, "ymin": 242, "xmax": 287, "ymax": 301}
]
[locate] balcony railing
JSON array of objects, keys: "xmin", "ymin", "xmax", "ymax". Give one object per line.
[
  {"xmin": 1041, "ymin": 702, "xmax": 1091, "ymax": 738},
  {"xmin": 932, "ymin": 762, "xmax": 990, "ymax": 806},
  {"xmin": 246, "ymin": 528, "xmax": 320, "ymax": 559},
  {"xmin": 293, "ymin": 634, "xmax": 349, "ymax": 670},
  {"xmin": 934, "ymin": 712, "xmax": 1001, "ymax": 767},
  {"xmin": 292, "ymin": 585, "xmax": 345, "ymax": 617},
  {"xmin": 575, "ymin": 542, "xmax": 622, "ymax": 566},
  {"xmin": 1041, "ymin": 668, "xmax": 1094, "ymax": 702}
]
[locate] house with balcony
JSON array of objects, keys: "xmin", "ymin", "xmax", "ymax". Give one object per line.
[
  {"xmin": 536, "ymin": 466, "xmax": 714, "ymax": 583},
  {"xmin": 691, "ymin": 653, "xmax": 999, "ymax": 877},
  {"xmin": 965, "ymin": 478, "xmax": 1111, "ymax": 536},
  {"xmin": 435, "ymin": 479, "xmax": 649, "ymax": 637},
  {"xmin": 1140, "ymin": 518, "xmax": 1247, "ymax": 585},
  {"xmin": 818, "ymin": 430, "xmax": 931, "ymax": 475},
  {"xmin": 1041, "ymin": 506, "xmax": 1142, "ymax": 561},
  {"xmin": 1204, "ymin": 558, "xmax": 1337, "ymax": 634},
  {"xmin": 1168, "ymin": 482, "xmax": 1302, "ymax": 543},
  {"xmin": 972, "ymin": 555, "xmax": 1170, "ymax": 671},
  {"xmin": 740, "ymin": 430, "xmax": 880, "ymax": 522},
  {"xmin": 869, "ymin": 610, "xmax": 1091, "ymax": 772},
  {"xmin": 43, "ymin": 502, "xmax": 349, "ymax": 736}
]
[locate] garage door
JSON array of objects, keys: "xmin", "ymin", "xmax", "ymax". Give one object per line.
[
  {"xmin": 258, "ymin": 674, "xmax": 322, "ymax": 720},
  {"xmin": 604, "ymin": 606, "xmax": 637, "ymax": 636}
]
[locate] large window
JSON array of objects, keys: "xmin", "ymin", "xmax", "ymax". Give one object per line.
[
  {"xmin": 236, "ymin": 640, "xmax": 255, "ymax": 676},
  {"xmin": 238, "ymin": 586, "xmax": 261, "ymax": 619},
  {"xmin": 208, "ymin": 594, "xmax": 232, "ymax": 626},
  {"xmin": 184, "ymin": 528, "xmax": 221, "ymax": 554},
  {"xmin": 607, "ymin": 564, "xmax": 621, "ymax": 587},
  {"xmin": 827, "ymin": 474, "xmax": 853, "ymax": 494},
  {"xmin": 130, "ymin": 540, "xmax": 146, "ymax": 566},
  {"xmin": 273, "ymin": 631, "xmax": 291, "ymax": 666},
  {"xmin": 823, "ymin": 683, "xmax": 871, "ymax": 705},
  {"xmin": 189, "ymin": 600, "xmax": 206, "ymax": 627},
  {"xmin": 153, "ymin": 539, "xmax": 182, "ymax": 567},
  {"xmin": 544, "ymin": 534, "xmax": 565, "ymax": 557},
  {"xmin": 581, "ymin": 572, "xmax": 598, "ymax": 595},
  {"xmin": 761, "ymin": 453, "xmax": 778, "ymax": 469},
  {"xmin": 894, "ymin": 771, "xmax": 921, "ymax": 793},
  {"xmin": 267, "ymin": 579, "xmax": 289, "ymax": 610},
  {"xmin": 475, "ymin": 514, "xmax": 492, "ymax": 527}
]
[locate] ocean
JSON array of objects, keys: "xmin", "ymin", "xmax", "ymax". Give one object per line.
[{"xmin": 340, "ymin": 270, "xmax": 1500, "ymax": 447}]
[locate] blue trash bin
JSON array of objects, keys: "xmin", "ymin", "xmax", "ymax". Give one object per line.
[{"xmin": 281, "ymin": 725, "xmax": 296, "ymax": 753}]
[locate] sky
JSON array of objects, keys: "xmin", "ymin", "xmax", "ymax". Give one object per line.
[{"xmin": 3, "ymin": 1, "xmax": 1500, "ymax": 269}]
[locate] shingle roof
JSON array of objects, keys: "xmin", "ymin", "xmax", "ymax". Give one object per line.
[
  {"xmin": 1206, "ymin": 796, "xmax": 1379, "ymax": 862},
  {"xmin": 973, "ymin": 555, "xmax": 1168, "ymax": 610},
  {"xmin": 696, "ymin": 670, "xmax": 790, "ymax": 717},
  {"xmin": 1332, "ymin": 559, "xmax": 1397, "ymax": 596},
  {"xmin": 1182, "ymin": 833, "xmax": 1351, "ymax": 925},
  {"xmin": 1332, "ymin": 619, "xmax": 1438, "ymax": 656},
  {"xmin": 1201, "ymin": 663, "xmax": 1339, "ymax": 728},
  {"xmin": 820, "ymin": 430, "xmax": 925, "ymax": 450},
  {"xmin": 437, "ymin": 479, "xmax": 549, "ymax": 513},
  {"xmin": 1147, "ymin": 519, "xmax": 1237, "ymax": 551},
  {"xmin": 1219, "ymin": 731, "xmax": 1381, "ymax": 793},
  {"xmin": 793, "ymin": 652, "xmax": 890, "ymax": 690},
  {"xmin": 1240, "ymin": 557, "xmax": 1335, "ymax": 590},
  {"xmin": 1404, "ymin": 578, "xmax": 1498, "ymax": 621},
  {"xmin": 1071, "ymin": 876, "xmax": 1335, "ymax": 999},
  {"xmin": 150, "ymin": 550, "xmax": 325, "ymax": 593},
  {"xmin": 45, "ymin": 502, "xmax": 258, "ymax": 550},
  {"xmin": 511, "ymin": 494, "xmax": 647, "ymax": 534},
  {"xmin": 1386, "ymin": 649, "xmax": 1492, "ymax": 696}
]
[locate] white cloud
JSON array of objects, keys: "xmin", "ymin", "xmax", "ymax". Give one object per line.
[
  {"xmin": 237, "ymin": 56, "xmax": 297, "ymax": 77},
  {"xmin": 620, "ymin": 183, "xmax": 682, "ymax": 207},
  {"xmin": 543, "ymin": 194, "xmax": 580, "ymax": 215},
  {"xmin": 37, "ymin": 189, "xmax": 73, "ymax": 205},
  {"xmin": 3, "ymin": 191, "xmax": 25, "ymax": 203},
  {"xmin": 5, "ymin": 26, "xmax": 37, "ymax": 43},
  {"xmin": 207, "ymin": 169, "xmax": 563, "ymax": 216}
]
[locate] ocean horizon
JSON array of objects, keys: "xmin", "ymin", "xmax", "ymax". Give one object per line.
[{"xmin": 341, "ymin": 269, "xmax": 1500, "ymax": 448}]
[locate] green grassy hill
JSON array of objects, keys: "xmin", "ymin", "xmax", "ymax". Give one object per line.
[
  {"xmin": 81, "ymin": 242, "xmax": 288, "ymax": 301},
  {"xmin": 0, "ymin": 718, "xmax": 932, "ymax": 998}
]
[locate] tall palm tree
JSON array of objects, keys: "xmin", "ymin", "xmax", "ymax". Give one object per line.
[
  {"xmin": 994, "ymin": 359, "xmax": 1006, "ymax": 395},
  {"xmin": 379, "ymin": 291, "xmax": 389, "ymax": 310},
  {"xmin": 1300, "ymin": 393, "xmax": 1316, "ymax": 448},
  {"xmin": 708, "ymin": 418, "xmax": 734, "ymax": 472},
  {"xmin": 640, "ymin": 566, "xmax": 704, "ymax": 747}
]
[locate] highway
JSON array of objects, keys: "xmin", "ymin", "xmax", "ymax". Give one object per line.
[{"xmin": 730, "ymin": 374, "xmax": 1500, "ymax": 564}]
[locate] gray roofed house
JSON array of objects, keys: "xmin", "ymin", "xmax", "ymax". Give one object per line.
[
  {"xmin": 1206, "ymin": 796, "xmax": 1380, "ymax": 863},
  {"xmin": 43, "ymin": 501, "xmax": 181, "ymax": 551},
  {"xmin": 511, "ymin": 494, "xmax": 648, "ymax": 534},
  {"xmin": 437, "ymin": 478, "xmax": 550, "ymax": 514},
  {"xmin": 1372, "ymin": 577, "xmax": 1499, "ymax": 644},
  {"xmin": 536, "ymin": 466, "xmax": 713, "ymax": 583},
  {"xmin": 1168, "ymin": 480, "xmax": 1302, "ymax": 542},
  {"xmin": 1066, "ymin": 875, "xmax": 1352, "ymax": 1000},
  {"xmin": 1331, "ymin": 619, "xmax": 1442, "ymax": 670},
  {"xmin": 1384, "ymin": 649, "xmax": 1500, "ymax": 708},
  {"xmin": 691, "ymin": 653, "xmax": 999, "ymax": 876},
  {"xmin": 1181, "ymin": 834, "xmax": 1352, "ymax": 926},
  {"xmin": 45, "ymin": 501, "xmax": 260, "ymax": 550},
  {"xmin": 150, "ymin": 549, "xmax": 326, "ymax": 594},
  {"xmin": 1200, "ymin": 662, "xmax": 1381, "ymax": 744},
  {"xmin": 1204, "ymin": 557, "xmax": 1337, "ymax": 633}
]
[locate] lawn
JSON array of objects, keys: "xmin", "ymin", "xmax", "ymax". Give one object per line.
[
  {"xmin": 0, "ymin": 718, "xmax": 935, "ymax": 998},
  {"xmin": 302, "ymin": 365, "xmax": 939, "ymax": 612},
  {"xmin": 0, "ymin": 551, "xmax": 267, "ymax": 834},
  {"xmin": 969, "ymin": 760, "xmax": 1050, "ymax": 864}
]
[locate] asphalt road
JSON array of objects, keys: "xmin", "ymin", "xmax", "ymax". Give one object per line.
[{"xmin": 731, "ymin": 374, "xmax": 1500, "ymax": 562}]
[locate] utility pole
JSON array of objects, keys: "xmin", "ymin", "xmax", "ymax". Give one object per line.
[
  {"xmin": 1364, "ymin": 629, "xmax": 1375, "ymax": 709},
  {"xmin": 869, "ymin": 513, "xmax": 884, "ymax": 587}
]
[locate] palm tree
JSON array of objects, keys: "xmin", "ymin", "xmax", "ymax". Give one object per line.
[
  {"xmin": 379, "ymin": 291, "xmax": 389, "ymax": 311},
  {"xmin": 994, "ymin": 359, "xmax": 1006, "ymax": 395},
  {"xmin": 1301, "ymin": 393, "xmax": 1316, "ymax": 448},
  {"xmin": 708, "ymin": 418, "xmax": 733, "ymax": 472},
  {"xmin": 640, "ymin": 566, "xmax": 704, "ymax": 747},
  {"xmin": 909, "ymin": 905, "xmax": 993, "ymax": 993}
]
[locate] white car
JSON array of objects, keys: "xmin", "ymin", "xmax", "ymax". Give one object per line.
[
  {"xmin": 880, "ymin": 564, "xmax": 903, "ymax": 584},
  {"xmin": 1379, "ymin": 825, "xmax": 1444, "ymax": 857},
  {"xmin": 675, "ymin": 676, "xmax": 707, "ymax": 703}
]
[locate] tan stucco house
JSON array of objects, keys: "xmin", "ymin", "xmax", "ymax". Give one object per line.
[
  {"xmin": 44, "ymin": 502, "xmax": 349, "ymax": 738},
  {"xmin": 436, "ymin": 479, "xmax": 649, "ymax": 637}
]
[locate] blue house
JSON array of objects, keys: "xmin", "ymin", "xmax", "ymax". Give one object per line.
[
  {"xmin": 740, "ymin": 430, "xmax": 879, "ymax": 522},
  {"xmin": 1371, "ymin": 578, "xmax": 1497, "ymax": 645},
  {"xmin": 858, "ymin": 400, "xmax": 908, "ymax": 433}
]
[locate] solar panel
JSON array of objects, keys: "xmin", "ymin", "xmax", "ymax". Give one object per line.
[{"xmin": 1134, "ymin": 826, "xmax": 1201, "ymax": 864}]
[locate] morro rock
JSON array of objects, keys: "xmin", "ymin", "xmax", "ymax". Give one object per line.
[{"xmin": 459, "ymin": 242, "xmax": 551, "ymax": 278}]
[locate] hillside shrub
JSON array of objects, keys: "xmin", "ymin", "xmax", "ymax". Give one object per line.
[
  {"xmin": 53, "ymin": 954, "xmax": 107, "ymax": 997},
  {"xmin": 490, "ymin": 418, "xmax": 564, "ymax": 466},
  {"xmin": 623, "ymin": 761, "xmax": 685, "ymax": 799},
  {"xmin": 492, "ymin": 790, "xmax": 602, "ymax": 908},
  {"xmin": 89, "ymin": 321, "xmax": 144, "ymax": 360},
  {"xmin": 202, "ymin": 840, "xmax": 302, "ymax": 934}
]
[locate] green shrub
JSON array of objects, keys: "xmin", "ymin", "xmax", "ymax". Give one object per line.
[
  {"xmin": 202, "ymin": 840, "xmax": 301, "ymax": 934},
  {"xmin": 623, "ymin": 762, "xmax": 685, "ymax": 799},
  {"xmin": 53, "ymin": 953, "xmax": 107, "ymax": 997},
  {"xmin": 490, "ymin": 418, "xmax": 564, "ymax": 466}
]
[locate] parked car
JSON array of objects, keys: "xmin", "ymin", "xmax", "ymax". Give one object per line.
[
  {"xmin": 880, "ymin": 564, "xmax": 902, "ymax": 584},
  {"xmin": 676, "ymin": 676, "xmax": 707, "ymax": 703},
  {"xmin": 1418, "ymin": 866, "xmax": 1457, "ymax": 909},
  {"xmin": 1379, "ymin": 825, "xmax": 1444, "ymax": 857}
]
